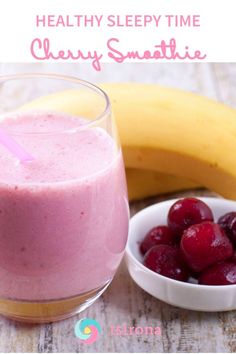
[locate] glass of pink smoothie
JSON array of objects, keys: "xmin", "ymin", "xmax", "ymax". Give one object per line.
[{"xmin": 0, "ymin": 74, "xmax": 129, "ymax": 323}]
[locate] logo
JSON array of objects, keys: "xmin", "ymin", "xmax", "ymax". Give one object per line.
[
  {"xmin": 74, "ymin": 318, "xmax": 161, "ymax": 344},
  {"xmin": 74, "ymin": 318, "xmax": 101, "ymax": 344}
]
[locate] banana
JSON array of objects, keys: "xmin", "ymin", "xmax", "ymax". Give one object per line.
[
  {"xmin": 126, "ymin": 168, "xmax": 199, "ymax": 201},
  {"xmin": 103, "ymin": 84, "xmax": 236, "ymax": 199},
  {"xmin": 21, "ymin": 83, "xmax": 236, "ymax": 199}
]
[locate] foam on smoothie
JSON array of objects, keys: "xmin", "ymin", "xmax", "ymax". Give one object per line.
[{"xmin": 0, "ymin": 111, "xmax": 116, "ymax": 184}]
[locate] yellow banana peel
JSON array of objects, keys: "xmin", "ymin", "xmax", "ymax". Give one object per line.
[{"xmin": 126, "ymin": 168, "xmax": 199, "ymax": 201}]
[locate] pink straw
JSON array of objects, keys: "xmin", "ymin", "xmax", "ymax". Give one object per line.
[{"xmin": 0, "ymin": 128, "xmax": 34, "ymax": 163}]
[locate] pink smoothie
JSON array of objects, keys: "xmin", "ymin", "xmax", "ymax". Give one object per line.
[{"xmin": 0, "ymin": 111, "xmax": 129, "ymax": 301}]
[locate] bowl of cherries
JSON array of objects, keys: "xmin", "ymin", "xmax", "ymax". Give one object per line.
[{"xmin": 126, "ymin": 197, "xmax": 236, "ymax": 311}]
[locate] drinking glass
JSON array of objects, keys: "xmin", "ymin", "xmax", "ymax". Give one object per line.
[{"xmin": 0, "ymin": 74, "xmax": 129, "ymax": 323}]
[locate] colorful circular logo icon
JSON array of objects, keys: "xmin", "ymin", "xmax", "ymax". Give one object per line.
[{"xmin": 74, "ymin": 318, "xmax": 101, "ymax": 344}]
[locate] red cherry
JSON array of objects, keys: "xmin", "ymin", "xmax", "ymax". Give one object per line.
[
  {"xmin": 199, "ymin": 262, "xmax": 236, "ymax": 285},
  {"xmin": 230, "ymin": 250, "xmax": 236, "ymax": 263},
  {"xmin": 168, "ymin": 198, "xmax": 214, "ymax": 236},
  {"xmin": 180, "ymin": 222, "xmax": 233, "ymax": 272},
  {"xmin": 140, "ymin": 225, "xmax": 176, "ymax": 255},
  {"xmin": 218, "ymin": 212, "xmax": 236, "ymax": 247},
  {"xmin": 143, "ymin": 245, "xmax": 189, "ymax": 282}
]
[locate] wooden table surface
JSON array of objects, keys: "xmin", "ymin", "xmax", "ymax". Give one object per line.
[{"xmin": 0, "ymin": 63, "xmax": 236, "ymax": 353}]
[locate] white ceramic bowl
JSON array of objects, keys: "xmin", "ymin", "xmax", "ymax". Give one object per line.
[{"xmin": 126, "ymin": 197, "xmax": 236, "ymax": 312}]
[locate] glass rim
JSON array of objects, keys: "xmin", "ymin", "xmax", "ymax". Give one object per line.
[{"xmin": 0, "ymin": 73, "xmax": 111, "ymax": 135}]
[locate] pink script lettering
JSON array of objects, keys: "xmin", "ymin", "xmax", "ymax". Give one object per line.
[{"xmin": 30, "ymin": 38, "xmax": 103, "ymax": 71}]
